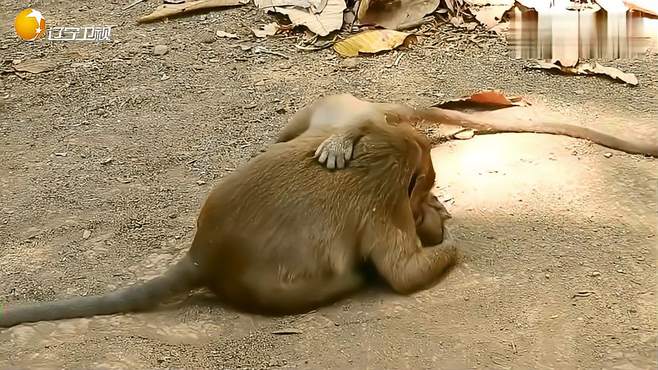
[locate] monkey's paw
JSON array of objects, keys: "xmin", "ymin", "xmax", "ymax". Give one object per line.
[{"xmin": 314, "ymin": 134, "xmax": 355, "ymax": 170}]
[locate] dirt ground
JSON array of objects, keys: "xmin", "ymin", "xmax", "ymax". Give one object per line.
[{"xmin": 1, "ymin": 1, "xmax": 656, "ymax": 369}]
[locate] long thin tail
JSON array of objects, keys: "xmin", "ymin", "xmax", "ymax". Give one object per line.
[
  {"xmin": 0, "ymin": 254, "xmax": 203, "ymax": 328},
  {"xmin": 419, "ymin": 107, "xmax": 658, "ymax": 157}
]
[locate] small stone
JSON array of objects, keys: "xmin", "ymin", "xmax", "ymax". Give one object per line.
[
  {"xmin": 153, "ymin": 45, "xmax": 169, "ymax": 56},
  {"xmin": 196, "ymin": 180, "xmax": 206, "ymax": 185},
  {"xmin": 604, "ymin": 152, "xmax": 613, "ymax": 158},
  {"xmin": 545, "ymin": 274, "xmax": 550, "ymax": 279},
  {"xmin": 82, "ymin": 230, "xmax": 91, "ymax": 239},
  {"xmin": 199, "ymin": 31, "xmax": 216, "ymax": 44},
  {"xmin": 101, "ymin": 158, "xmax": 113, "ymax": 165},
  {"xmin": 168, "ymin": 213, "xmax": 178, "ymax": 219},
  {"xmin": 631, "ymin": 326, "xmax": 639, "ymax": 330},
  {"xmin": 591, "ymin": 271, "xmax": 601, "ymax": 277},
  {"xmin": 340, "ymin": 58, "xmax": 359, "ymax": 69},
  {"xmin": 54, "ymin": 152, "xmax": 68, "ymax": 157}
]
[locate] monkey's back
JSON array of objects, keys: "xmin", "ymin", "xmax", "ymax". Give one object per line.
[{"xmin": 189, "ymin": 125, "xmax": 418, "ymax": 311}]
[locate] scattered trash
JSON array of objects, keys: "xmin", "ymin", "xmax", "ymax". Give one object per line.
[
  {"xmin": 101, "ymin": 158, "xmax": 114, "ymax": 165},
  {"xmin": 591, "ymin": 271, "xmax": 601, "ymax": 277},
  {"xmin": 252, "ymin": 22, "xmax": 280, "ymax": 38},
  {"xmin": 12, "ymin": 59, "xmax": 59, "ymax": 74},
  {"xmin": 196, "ymin": 180, "xmax": 207, "ymax": 185},
  {"xmin": 272, "ymin": 328, "xmax": 303, "ymax": 335},
  {"xmin": 139, "ymin": 0, "xmax": 249, "ymax": 23},
  {"xmin": 216, "ymin": 30, "xmax": 239, "ymax": 39},
  {"xmin": 356, "ymin": 0, "xmax": 441, "ymax": 30},
  {"xmin": 153, "ymin": 44, "xmax": 169, "ymax": 56},
  {"xmin": 530, "ymin": 61, "xmax": 639, "ymax": 86},
  {"xmin": 83, "ymin": 230, "xmax": 92, "ymax": 240},
  {"xmin": 604, "ymin": 152, "xmax": 613, "ymax": 158},
  {"xmin": 334, "ymin": 29, "xmax": 417, "ymax": 57},
  {"xmin": 54, "ymin": 152, "xmax": 68, "ymax": 157}
]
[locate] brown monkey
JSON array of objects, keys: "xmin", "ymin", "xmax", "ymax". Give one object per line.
[
  {"xmin": 278, "ymin": 93, "xmax": 658, "ymax": 169},
  {"xmin": 0, "ymin": 122, "xmax": 457, "ymax": 328}
]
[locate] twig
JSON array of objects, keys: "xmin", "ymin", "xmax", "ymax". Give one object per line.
[
  {"xmin": 122, "ymin": 0, "xmax": 147, "ymax": 11},
  {"xmin": 252, "ymin": 46, "xmax": 289, "ymax": 59}
]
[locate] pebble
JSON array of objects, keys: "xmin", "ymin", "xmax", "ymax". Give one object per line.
[
  {"xmin": 604, "ymin": 152, "xmax": 613, "ymax": 158},
  {"xmin": 83, "ymin": 230, "xmax": 91, "ymax": 240},
  {"xmin": 591, "ymin": 271, "xmax": 601, "ymax": 277},
  {"xmin": 199, "ymin": 31, "xmax": 216, "ymax": 44},
  {"xmin": 196, "ymin": 180, "xmax": 206, "ymax": 185},
  {"xmin": 153, "ymin": 45, "xmax": 169, "ymax": 56}
]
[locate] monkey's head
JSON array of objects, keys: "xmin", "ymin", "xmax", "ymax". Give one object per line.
[{"xmin": 406, "ymin": 129, "xmax": 452, "ymax": 246}]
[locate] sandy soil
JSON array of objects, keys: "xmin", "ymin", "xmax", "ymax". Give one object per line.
[{"xmin": 1, "ymin": 1, "xmax": 656, "ymax": 369}]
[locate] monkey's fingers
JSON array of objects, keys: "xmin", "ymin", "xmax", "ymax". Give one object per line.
[
  {"xmin": 326, "ymin": 154, "xmax": 337, "ymax": 169},
  {"xmin": 344, "ymin": 144, "xmax": 353, "ymax": 161},
  {"xmin": 336, "ymin": 154, "xmax": 345, "ymax": 169},
  {"xmin": 316, "ymin": 147, "xmax": 329, "ymax": 164}
]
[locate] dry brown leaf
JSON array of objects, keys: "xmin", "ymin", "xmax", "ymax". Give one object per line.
[
  {"xmin": 444, "ymin": 0, "xmax": 466, "ymax": 13},
  {"xmin": 252, "ymin": 23, "xmax": 280, "ymax": 38},
  {"xmin": 468, "ymin": 1, "xmax": 514, "ymax": 29},
  {"xmin": 621, "ymin": 0, "xmax": 658, "ymax": 16},
  {"xmin": 357, "ymin": 0, "xmax": 441, "ymax": 30},
  {"xmin": 138, "ymin": 0, "xmax": 249, "ymax": 23},
  {"xmin": 255, "ymin": 0, "xmax": 327, "ymax": 12},
  {"xmin": 258, "ymin": 0, "xmax": 344, "ymax": 36},
  {"xmin": 531, "ymin": 61, "xmax": 639, "ymax": 85},
  {"xmin": 434, "ymin": 89, "xmax": 528, "ymax": 109},
  {"xmin": 333, "ymin": 29, "xmax": 417, "ymax": 57},
  {"xmin": 13, "ymin": 59, "xmax": 59, "ymax": 74}
]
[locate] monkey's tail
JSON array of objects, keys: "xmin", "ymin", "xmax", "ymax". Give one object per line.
[
  {"xmin": 420, "ymin": 107, "xmax": 658, "ymax": 158},
  {"xmin": 0, "ymin": 254, "xmax": 203, "ymax": 328}
]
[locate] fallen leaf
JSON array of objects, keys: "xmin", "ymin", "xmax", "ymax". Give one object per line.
[
  {"xmin": 356, "ymin": 0, "xmax": 441, "ymax": 30},
  {"xmin": 216, "ymin": 30, "xmax": 239, "ymax": 38},
  {"xmin": 444, "ymin": 0, "xmax": 466, "ymax": 13},
  {"xmin": 273, "ymin": 0, "xmax": 345, "ymax": 36},
  {"xmin": 434, "ymin": 90, "xmax": 528, "ymax": 109},
  {"xmin": 13, "ymin": 59, "xmax": 58, "ymax": 74},
  {"xmin": 333, "ymin": 29, "xmax": 417, "ymax": 57},
  {"xmin": 256, "ymin": 0, "xmax": 344, "ymax": 36},
  {"xmin": 252, "ymin": 22, "xmax": 280, "ymax": 38},
  {"xmin": 469, "ymin": 3, "xmax": 514, "ymax": 29},
  {"xmin": 622, "ymin": 0, "xmax": 658, "ymax": 16},
  {"xmin": 530, "ymin": 61, "xmax": 639, "ymax": 85},
  {"xmin": 255, "ymin": 0, "xmax": 327, "ymax": 13},
  {"xmin": 138, "ymin": 0, "xmax": 249, "ymax": 23}
]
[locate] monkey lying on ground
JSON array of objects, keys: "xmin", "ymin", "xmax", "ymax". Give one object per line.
[
  {"xmin": 0, "ymin": 122, "xmax": 457, "ymax": 328},
  {"xmin": 277, "ymin": 93, "xmax": 658, "ymax": 169}
]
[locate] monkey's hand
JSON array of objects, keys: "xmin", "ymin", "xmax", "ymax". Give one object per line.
[
  {"xmin": 314, "ymin": 133, "xmax": 356, "ymax": 170},
  {"xmin": 438, "ymin": 222, "xmax": 462, "ymax": 265}
]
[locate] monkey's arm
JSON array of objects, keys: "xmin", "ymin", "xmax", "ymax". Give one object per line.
[
  {"xmin": 276, "ymin": 102, "xmax": 315, "ymax": 143},
  {"xmin": 366, "ymin": 212, "xmax": 459, "ymax": 294},
  {"xmin": 314, "ymin": 102, "xmax": 422, "ymax": 169}
]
